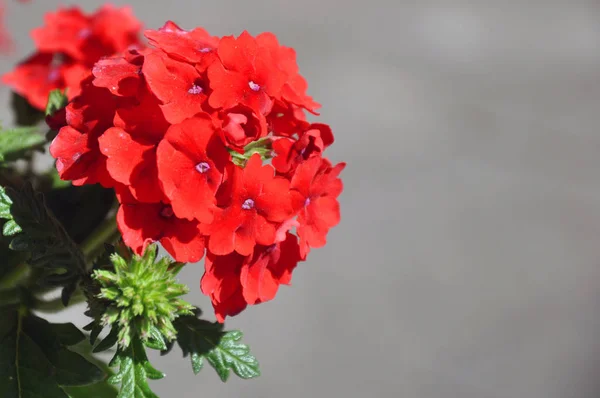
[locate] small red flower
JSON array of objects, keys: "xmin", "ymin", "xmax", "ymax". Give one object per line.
[
  {"xmin": 49, "ymin": 125, "xmax": 113, "ymax": 187},
  {"xmin": 267, "ymin": 101, "xmax": 309, "ymax": 137},
  {"xmin": 144, "ymin": 21, "xmax": 219, "ymax": 71},
  {"xmin": 240, "ymin": 233, "xmax": 302, "ymax": 305},
  {"xmin": 156, "ymin": 114, "xmax": 230, "ymax": 223},
  {"xmin": 143, "ymin": 50, "xmax": 208, "ymax": 124},
  {"xmin": 291, "ymin": 156, "xmax": 345, "ymax": 258},
  {"xmin": 272, "ymin": 123, "xmax": 334, "ymax": 175},
  {"xmin": 116, "ymin": 187, "xmax": 206, "ymax": 263},
  {"xmin": 220, "ymin": 105, "xmax": 268, "ymax": 151},
  {"xmin": 2, "ymin": 53, "xmax": 88, "ymax": 110},
  {"xmin": 98, "ymin": 127, "xmax": 164, "ymax": 203},
  {"xmin": 208, "ymin": 31, "xmax": 286, "ymax": 115},
  {"xmin": 201, "ymin": 251, "xmax": 247, "ymax": 322},
  {"xmin": 256, "ymin": 32, "xmax": 320, "ymax": 113},
  {"xmin": 32, "ymin": 5, "xmax": 141, "ymax": 65},
  {"xmin": 202, "ymin": 232, "xmax": 302, "ymax": 322},
  {"xmin": 206, "ymin": 154, "xmax": 297, "ymax": 256},
  {"xmin": 3, "ymin": 5, "xmax": 143, "ymax": 111},
  {"xmin": 50, "ymin": 79, "xmax": 118, "ymax": 187}
]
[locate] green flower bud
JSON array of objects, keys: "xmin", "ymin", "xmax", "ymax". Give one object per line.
[{"xmin": 91, "ymin": 244, "xmax": 193, "ymax": 349}]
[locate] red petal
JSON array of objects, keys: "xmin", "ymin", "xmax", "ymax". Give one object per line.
[
  {"xmin": 156, "ymin": 114, "xmax": 229, "ymax": 223},
  {"xmin": 98, "ymin": 127, "xmax": 154, "ymax": 185},
  {"xmin": 161, "ymin": 218, "xmax": 206, "ymax": 262},
  {"xmin": 143, "ymin": 50, "xmax": 206, "ymax": 124},
  {"xmin": 92, "ymin": 56, "xmax": 141, "ymax": 97}
]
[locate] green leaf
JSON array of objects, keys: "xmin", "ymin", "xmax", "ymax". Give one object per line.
[
  {"xmin": 1, "ymin": 183, "xmax": 87, "ymax": 303},
  {"xmin": 143, "ymin": 326, "xmax": 167, "ymax": 351},
  {"xmin": 46, "ymin": 89, "xmax": 68, "ymax": 117},
  {"xmin": 108, "ymin": 337, "xmax": 163, "ymax": 398},
  {"xmin": 0, "ymin": 186, "xmax": 18, "ymax": 238},
  {"xmin": 93, "ymin": 326, "xmax": 119, "ymax": 353},
  {"xmin": 2, "ymin": 219, "xmax": 21, "ymax": 236},
  {"xmin": 0, "ymin": 309, "xmax": 106, "ymax": 398},
  {"xmin": 0, "ymin": 126, "xmax": 45, "ymax": 164},
  {"xmin": 173, "ymin": 315, "xmax": 260, "ymax": 381},
  {"xmin": 49, "ymin": 322, "xmax": 86, "ymax": 346}
]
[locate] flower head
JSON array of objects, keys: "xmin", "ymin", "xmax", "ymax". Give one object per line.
[
  {"xmin": 50, "ymin": 20, "xmax": 344, "ymax": 321},
  {"xmin": 3, "ymin": 5, "xmax": 143, "ymax": 111}
]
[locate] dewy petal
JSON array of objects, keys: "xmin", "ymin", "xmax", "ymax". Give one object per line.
[{"xmin": 92, "ymin": 56, "xmax": 141, "ymax": 97}]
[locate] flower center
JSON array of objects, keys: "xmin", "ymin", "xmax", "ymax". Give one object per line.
[
  {"xmin": 304, "ymin": 197, "xmax": 311, "ymax": 207},
  {"xmin": 78, "ymin": 28, "xmax": 92, "ymax": 39},
  {"xmin": 188, "ymin": 84, "xmax": 203, "ymax": 94},
  {"xmin": 242, "ymin": 198, "xmax": 255, "ymax": 210},
  {"xmin": 160, "ymin": 206, "xmax": 174, "ymax": 218},
  {"xmin": 199, "ymin": 47, "xmax": 212, "ymax": 53},
  {"xmin": 248, "ymin": 81, "xmax": 261, "ymax": 92},
  {"xmin": 195, "ymin": 162, "xmax": 210, "ymax": 173},
  {"xmin": 48, "ymin": 69, "xmax": 61, "ymax": 83}
]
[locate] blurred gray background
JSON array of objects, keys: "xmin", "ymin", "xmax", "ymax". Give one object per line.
[{"xmin": 3, "ymin": 0, "xmax": 600, "ymax": 397}]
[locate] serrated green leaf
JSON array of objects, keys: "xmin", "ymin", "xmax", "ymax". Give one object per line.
[
  {"xmin": 143, "ymin": 326, "xmax": 167, "ymax": 351},
  {"xmin": 2, "ymin": 219, "xmax": 21, "ymax": 236},
  {"xmin": 1, "ymin": 183, "xmax": 87, "ymax": 300},
  {"xmin": 173, "ymin": 315, "xmax": 260, "ymax": 381},
  {"xmin": 46, "ymin": 89, "xmax": 68, "ymax": 117},
  {"xmin": 108, "ymin": 337, "xmax": 163, "ymax": 398},
  {"xmin": 0, "ymin": 126, "xmax": 45, "ymax": 164},
  {"xmin": 190, "ymin": 352, "xmax": 203, "ymax": 374},
  {"xmin": 0, "ymin": 309, "xmax": 106, "ymax": 398}
]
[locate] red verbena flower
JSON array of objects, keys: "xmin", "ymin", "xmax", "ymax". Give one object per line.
[
  {"xmin": 201, "ymin": 232, "xmax": 302, "ymax": 322},
  {"xmin": 116, "ymin": 187, "xmax": 206, "ymax": 263},
  {"xmin": 205, "ymin": 154, "xmax": 297, "ymax": 256},
  {"xmin": 208, "ymin": 31, "xmax": 287, "ymax": 115},
  {"xmin": 48, "ymin": 20, "xmax": 344, "ymax": 322},
  {"xmin": 3, "ymin": 5, "xmax": 143, "ymax": 111},
  {"xmin": 291, "ymin": 156, "xmax": 346, "ymax": 258},
  {"xmin": 156, "ymin": 114, "xmax": 230, "ymax": 223}
]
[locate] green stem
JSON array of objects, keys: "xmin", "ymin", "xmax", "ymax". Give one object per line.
[{"xmin": 80, "ymin": 215, "xmax": 119, "ymax": 264}]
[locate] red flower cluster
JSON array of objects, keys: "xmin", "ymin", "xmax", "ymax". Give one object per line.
[
  {"xmin": 49, "ymin": 21, "xmax": 345, "ymax": 321},
  {"xmin": 3, "ymin": 5, "xmax": 142, "ymax": 110}
]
